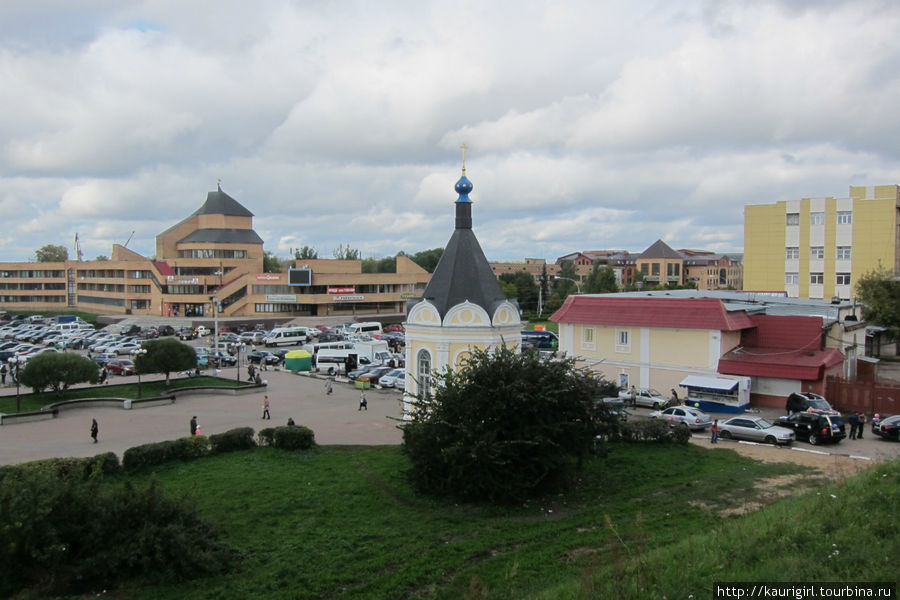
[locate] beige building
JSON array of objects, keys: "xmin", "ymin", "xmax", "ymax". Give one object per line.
[{"xmin": 0, "ymin": 185, "xmax": 430, "ymax": 319}]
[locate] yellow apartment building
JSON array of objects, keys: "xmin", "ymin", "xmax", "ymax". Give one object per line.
[{"xmin": 744, "ymin": 185, "xmax": 900, "ymax": 299}]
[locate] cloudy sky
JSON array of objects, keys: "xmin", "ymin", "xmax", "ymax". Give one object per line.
[{"xmin": 2, "ymin": 1, "xmax": 899, "ymax": 264}]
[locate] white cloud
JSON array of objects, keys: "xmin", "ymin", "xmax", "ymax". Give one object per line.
[{"xmin": 1, "ymin": 0, "xmax": 900, "ymax": 264}]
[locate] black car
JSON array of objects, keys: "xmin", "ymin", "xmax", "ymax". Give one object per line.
[
  {"xmin": 158, "ymin": 325, "xmax": 176, "ymax": 336},
  {"xmin": 776, "ymin": 412, "xmax": 845, "ymax": 445},
  {"xmin": 178, "ymin": 327, "xmax": 197, "ymax": 341},
  {"xmin": 873, "ymin": 415, "xmax": 900, "ymax": 441},
  {"xmin": 208, "ymin": 351, "xmax": 238, "ymax": 367},
  {"xmin": 785, "ymin": 392, "xmax": 837, "ymax": 415},
  {"xmin": 247, "ymin": 350, "xmax": 279, "ymax": 365}
]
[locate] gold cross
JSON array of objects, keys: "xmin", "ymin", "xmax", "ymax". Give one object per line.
[{"xmin": 460, "ymin": 142, "xmax": 467, "ymax": 175}]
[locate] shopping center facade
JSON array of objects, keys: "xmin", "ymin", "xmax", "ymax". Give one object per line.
[{"xmin": 0, "ymin": 186, "xmax": 430, "ymax": 318}]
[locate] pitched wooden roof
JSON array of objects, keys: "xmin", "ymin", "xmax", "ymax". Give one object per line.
[{"xmin": 550, "ymin": 296, "xmax": 754, "ymax": 331}]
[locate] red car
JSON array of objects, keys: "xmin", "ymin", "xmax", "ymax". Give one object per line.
[
  {"xmin": 383, "ymin": 324, "xmax": 404, "ymax": 333},
  {"xmin": 106, "ymin": 359, "xmax": 136, "ymax": 376}
]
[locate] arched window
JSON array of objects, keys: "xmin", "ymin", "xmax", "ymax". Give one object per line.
[{"xmin": 417, "ymin": 349, "xmax": 432, "ymax": 398}]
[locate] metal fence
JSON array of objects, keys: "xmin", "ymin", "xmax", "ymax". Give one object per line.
[{"xmin": 826, "ymin": 376, "xmax": 900, "ymax": 416}]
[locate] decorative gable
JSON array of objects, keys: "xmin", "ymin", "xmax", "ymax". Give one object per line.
[
  {"xmin": 407, "ymin": 300, "xmax": 441, "ymax": 325},
  {"xmin": 444, "ymin": 301, "xmax": 490, "ymax": 327},
  {"xmin": 492, "ymin": 301, "xmax": 520, "ymax": 326}
]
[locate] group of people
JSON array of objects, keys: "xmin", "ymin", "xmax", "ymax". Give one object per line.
[
  {"xmin": 246, "ymin": 364, "xmax": 263, "ymax": 385},
  {"xmin": 847, "ymin": 411, "xmax": 874, "ymax": 440}
]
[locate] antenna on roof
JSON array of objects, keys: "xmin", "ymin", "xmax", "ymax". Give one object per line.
[
  {"xmin": 123, "ymin": 231, "xmax": 134, "ymax": 248},
  {"xmin": 217, "ymin": 177, "xmax": 222, "ymax": 191}
]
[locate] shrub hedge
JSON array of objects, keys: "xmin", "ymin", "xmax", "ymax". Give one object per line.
[
  {"xmin": 0, "ymin": 452, "xmax": 120, "ymax": 485},
  {"xmin": 615, "ymin": 419, "xmax": 692, "ymax": 444},
  {"xmin": 258, "ymin": 427, "xmax": 276, "ymax": 446},
  {"xmin": 209, "ymin": 427, "xmax": 257, "ymax": 454},
  {"xmin": 123, "ymin": 436, "xmax": 210, "ymax": 471},
  {"xmin": 272, "ymin": 425, "xmax": 316, "ymax": 450}
]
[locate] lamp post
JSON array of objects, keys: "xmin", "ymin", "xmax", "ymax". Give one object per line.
[
  {"xmin": 235, "ymin": 342, "xmax": 245, "ymax": 383},
  {"xmin": 134, "ymin": 348, "xmax": 147, "ymax": 398},
  {"xmin": 11, "ymin": 356, "xmax": 24, "ymax": 413},
  {"xmin": 554, "ymin": 276, "xmax": 582, "ymax": 294}
]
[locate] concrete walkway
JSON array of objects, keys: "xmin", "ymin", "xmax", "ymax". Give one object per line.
[{"xmin": 0, "ymin": 365, "xmax": 405, "ymax": 466}]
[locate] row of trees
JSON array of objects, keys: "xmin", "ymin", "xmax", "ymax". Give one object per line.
[
  {"xmin": 264, "ymin": 246, "xmax": 445, "ymax": 274},
  {"xmin": 20, "ymin": 338, "xmax": 197, "ymax": 397}
]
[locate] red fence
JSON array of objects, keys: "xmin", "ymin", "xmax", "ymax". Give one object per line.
[{"xmin": 826, "ymin": 376, "xmax": 900, "ymax": 416}]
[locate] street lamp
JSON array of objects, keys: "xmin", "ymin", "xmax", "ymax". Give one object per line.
[
  {"xmin": 554, "ymin": 276, "xmax": 582, "ymax": 294},
  {"xmin": 10, "ymin": 355, "xmax": 25, "ymax": 413},
  {"xmin": 133, "ymin": 348, "xmax": 148, "ymax": 398},
  {"xmin": 235, "ymin": 342, "xmax": 245, "ymax": 383}
]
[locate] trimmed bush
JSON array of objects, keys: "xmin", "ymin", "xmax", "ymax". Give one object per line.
[
  {"xmin": 0, "ymin": 453, "xmax": 120, "ymax": 484},
  {"xmin": 209, "ymin": 427, "xmax": 257, "ymax": 454},
  {"xmin": 258, "ymin": 427, "xmax": 276, "ymax": 446},
  {"xmin": 123, "ymin": 437, "xmax": 209, "ymax": 470},
  {"xmin": 615, "ymin": 419, "xmax": 691, "ymax": 444},
  {"xmin": 272, "ymin": 425, "xmax": 316, "ymax": 450}
]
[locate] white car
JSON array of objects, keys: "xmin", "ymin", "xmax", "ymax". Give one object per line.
[
  {"xmin": 378, "ymin": 369, "xmax": 405, "ymax": 388},
  {"xmin": 620, "ymin": 388, "xmax": 670, "ymax": 410},
  {"xmin": 650, "ymin": 406, "xmax": 712, "ymax": 430},
  {"xmin": 718, "ymin": 416, "xmax": 795, "ymax": 445}
]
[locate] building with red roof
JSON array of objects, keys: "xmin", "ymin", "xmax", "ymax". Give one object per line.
[{"xmin": 550, "ymin": 294, "xmax": 845, "ymax": 409}]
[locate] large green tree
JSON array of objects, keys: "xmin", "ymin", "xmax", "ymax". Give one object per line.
[
  {"xmin": 332, "ymin": 244, "xmax": 360, "ymax": 260},
  {"xmin": 35, "ymin": 244, "xmax": 68, "ymax": 262},
  {"xmin": 584, "ymin": 264, "xmax": 618, "ymax": 294},
  {"xmin": 294, "ymin": 246, "xmax": 318, "ymax": 259},
  {"xmin": 135, "ymin": 338, "xmax": 197, "ymax": 385},
  {"xmin": 262, "ymin": 251, "xmax": 281, "ymax": 273},
  {"xmin": 402, "ymin": 344, "xmax": 618, "ymax": 504},
  {"xmin": 361, "ymin": 256, "xmax": 397, "ymax": 273},
  {"xmin": 19, "ymin": 353, "xmax": 99, "ymax": 397},
  {"xmin": 499, "ymin": 271, "xmax": 540, "ymax": 312},
  {"xmin": 410, "ymin": 248, "xmax": 443, "ymax": 273},
  {"xmin": 856, "ymin": 266, "xmax": 900, "ymax": 335}
]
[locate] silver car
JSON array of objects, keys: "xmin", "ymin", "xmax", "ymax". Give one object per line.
[
  {"xmin": 650, "ymin": 406, "xmax": 712, "ymax": 430},
  {"xmin": 718, "ymin": 416, "xmax": 795, "ymax": 445},
  {"xmin": 619, "ymin": 388, "xmax": 670, "ymax": 410}
]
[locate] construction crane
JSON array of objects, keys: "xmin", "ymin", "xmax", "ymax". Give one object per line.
[{"xmin": 74, "ymin": 233, "xmax": 83, "ymax": 261}]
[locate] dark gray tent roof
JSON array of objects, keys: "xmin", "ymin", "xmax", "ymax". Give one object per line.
[
  {"xmin": 639, "ymin": 239, "xmax": 682, "ymax": 260},
  {"xmin": 193, "ymin": 186, "xmax": 254, "ymax": 217},
  {"xmin": 178, "ymin": 229, "xmax": 264, "ymax": 244}
]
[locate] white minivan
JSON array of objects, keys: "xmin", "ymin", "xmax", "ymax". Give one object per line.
[
  {"xmin": 346, "ymin": 322, "xmax": 382, "ymax": 337},
  {"xmin": 263, "ymin": 327, "xmax": 309, "ymax": 347}
]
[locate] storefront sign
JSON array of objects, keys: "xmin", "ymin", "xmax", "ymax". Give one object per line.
[
  {"xmin": 334, "ymin": 295, "xmax": 364, "ymax": 301},
  {"xmin": 400, "ymin": 293, "xmax": 417, "ymax": 299},
  {"xmin": 256, "ymin": 274, "xmax": 282, "ymax": 281},
  {"xmin": 328, "ymin": 287, "xmax": 355, "ymax": 294},
  {"xmin": 266, "ymin": 294, "xmax": 297, "ymax": 302},
  {"xmin": 166, "ymin": 276, "xmax": 199, "ymax": 284}
]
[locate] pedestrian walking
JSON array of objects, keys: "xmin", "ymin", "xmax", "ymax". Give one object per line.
[
  {"xmin": 0, "ymin": 362, "xmax": 6, "ymax": 385},
  {"xmin": 325, "ymin": 378, "xmax": 333, "ymax": 396},
  {"xmin": 847, "ymin": 412, "xmax": 859, "ymax": 439},
  {"xmin": 90, "ymin": 418, "xmax": 99, "ymax": 444},
  {"xmin": 262, "ymin": 395, "xmax": 271, "ymax": 419},
  {"xmin": 359, "ymin": 391, "xmax": 368, "ymax": 411},
  {"xmin": 710, "ymin": 419, "xmax": 719, "ymax": 444},
  {"xmin": 190, "ymin": 415, "xmax": 198, "ymax": 436},
  {"xmin": 100, "ymin": 367, "xmax": 109, "ymax": 384},
  {"xmin": 857, "ymin": 412, "xmax": 866, "ymax": 439},
  {"xmin": 247, "ymin": 363, "xmax": 255, "ymax": 382},
  {"xmin": 670, "ymin": 388, "xmax": 679, "ymax": 403}
]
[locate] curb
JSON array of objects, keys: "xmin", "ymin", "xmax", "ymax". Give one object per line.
[{"xmin": 692, "ymin": 434, "xmax": 874, "ymax": 461}]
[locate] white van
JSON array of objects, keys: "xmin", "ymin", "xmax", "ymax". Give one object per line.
[
  {"xmin": 263, "ymin": 327, "xmax": 309, "ymax": 347},
  {"xmin": 314, "ymin": 349, "xmax": 355, "ymax": 375},
  {"xmin": 303, "ymin": 340, "xmax": 355, "ymax": 355},
  {"xmin": 346, "ymin": 322, "xmax": 382, "ymax": 337},
  {"xmin": 50, "ymin": 322, "xmax": 81, "ymax": 334}
]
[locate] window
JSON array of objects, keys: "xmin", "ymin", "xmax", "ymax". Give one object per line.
[
  {"xmin": 837, "ymin": 211, "xmax": 852, "ymax": 225},
  {"xmin": 417, "ymin": 349, "xmax": 432, "ymax": 398},
  {"xmin": 615, "ymin": 329, "xmax": 630, "ymax": 353},
  {"xmin": 810, "ymin": 212, "xmax": 825, "ymax": 225},
  {"xmin": 786, "ymin": 247, "xmax": 799, "ymax": 259},
  {"xmin": 786, "ymin": 213, "xmax": 799, "ymax": 226},
  {"xmin": 836, "ymin": 246, "xmax": 851, "ymax": 260},
  {"xmin": 810, "ymin": 272, "xmax": 824, "ymax": 284},
  {"xmin": 836, "ymin": 273, "xmax": 851, "ymax": 286},
  {"xmin": 785, "ymin": 273, "xmax": 799, "ymax": 285},
  {"xmin": 651, "ymin": 263, "xmax": 660, "ymax": 276},
  {"xmin": 810, "ymin": 246, "xmax": 824, "ymax": 260},
  {"xmin": 583, "ymin": 328, "xmax": 594, "ymax": 344}
]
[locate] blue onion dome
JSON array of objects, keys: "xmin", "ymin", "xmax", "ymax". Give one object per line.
[{"xmin": 455, "ymin": 174, "xmax": 473, "ymax": 202}]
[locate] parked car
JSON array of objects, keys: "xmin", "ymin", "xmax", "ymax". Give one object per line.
[
  {"xmin": 247, "ymin": 350, "xmax": 279, "ymax": 365},
  {"xmin": 786, "ymin": 392, "xmax": 838, "ymax": 415},
  {"xmin": 157, "ymin": 324, "xmax": 176, "ymax": 336},
  {"xmin": 113, "ymin": 342, "xmax": 143, "ymax": 355},
  {"xmin": 650, "ymin": 406, "xmax": 712, "ymax": 430},
  {"xmin": 620, "ymin": 387, "xmax": 670, "ymax": 410},
  {"xmin": 209, "ymin": 351, "xmax": 238, "ymax": 367},
  {"xmin": 106, "ymin": 359, "xmax": 136, "ymax": 376},
  {"xmin": 239, "ymin": 331, "xmax": 266, "ymax": 344},
  {"xmin": 378, "ymin": 368, "xmax": 406, "ymax": 388},
  {"xmin": 92, "ymin": 352, "xmax": 118, "ymax": 366},
  {"xmin": 347, "ymin": 364, "xmax": 382, "ymax": 381},
  {"xmin": 872, "ymin": 414, "xmax": 900, "ymax": 441},
  {"xmin": 776, "ymin": 412, "xmax": 845, "ymax": 445},
  {"xmin": 178, "ymin": 327, "xmax": 197, "ymax": 341},
  {"xmin": 357, "ymin": 366, "xmax": 394, "ymax": 385},
  {"xmin": 718, "ymin": 416, "xmax": 795, "ymax": 445}
]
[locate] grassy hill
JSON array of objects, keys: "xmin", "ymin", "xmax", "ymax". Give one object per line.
[{"xmin": 74, "ymin": 442, "xmax": 896, "ymax": 600}]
